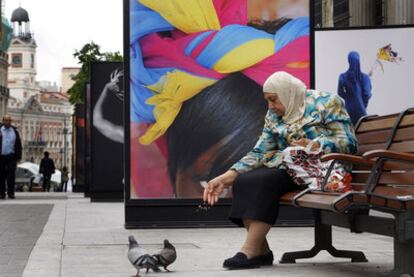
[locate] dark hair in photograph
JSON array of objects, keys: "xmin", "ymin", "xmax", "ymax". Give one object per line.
[
  {"xmin": 165, "ymin": 20, "xmax": 292, "ymax": 191},
  {"xmin": 248, "ymin": 18, "xmax": 291, "ymax": 34},
  {"xmin": 167, "ymin": 73, "xmax": 267, "ymax": 188}
]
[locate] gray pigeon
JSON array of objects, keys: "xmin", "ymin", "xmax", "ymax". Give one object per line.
[
  {"xmin": 153, "ymin": 239, "xmax": 177, "ymax": 272},
  {"xmin": 128, "ymin": 236, "xmax": 160, "ymax": 277}
]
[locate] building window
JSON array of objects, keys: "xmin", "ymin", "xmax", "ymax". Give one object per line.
[
  {"xmin": 31, "ymin": 54, "xmax": 34, "ymax": 68},
  {"xmin": 334, "ymin": 0, "xmax": 350, "ymax": 27},
  {"xmin": 11, "ymin": 53, "xmax": 23, "ymax": 68}
]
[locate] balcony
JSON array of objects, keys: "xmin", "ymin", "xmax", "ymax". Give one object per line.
[
  {"xmin": 26, "ymin": 141, "xmax": 47, "ymax": 148},
  {"xmin": 0, "ymin": 86, "xmax": 9, "ymax": 97},
  {"xmin": 0, "ymin": 50, "xmax": 7, "ymax": 61}
]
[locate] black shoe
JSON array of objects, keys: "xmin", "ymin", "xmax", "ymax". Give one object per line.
[
  {"xmin": 8, "ymin": 195, "xmax": 15, "ymax": 199},
  {"xmin": 223, "ymin": 252, "xmax": 264, "ymax": 270},
  {"xmin": 258, "ymin": 251, "xmax": 274, "ymax": 266}
]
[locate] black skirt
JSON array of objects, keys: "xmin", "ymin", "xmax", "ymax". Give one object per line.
[{"xmin": 229, "ymin": 167, "xmax": 298, "ymax": 227}]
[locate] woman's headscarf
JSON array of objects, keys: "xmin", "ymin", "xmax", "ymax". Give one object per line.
[
  {"xmin": 345, "ymin": 51, "xmax": 362, "ymax": 84},
  {"xmin": 131, "ymin": 0, "xmax": 310, "ymax": 144},
  {"xmin": 263, "ymin": 71, "xmax": 307, "ymax": 125}
]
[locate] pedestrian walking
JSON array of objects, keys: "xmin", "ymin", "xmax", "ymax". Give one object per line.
[
  {"xmin": 39, "ymin": 151, "xmax": 55, "ymax": 192},
  {"xmin": 61, "ymin": 166, "xmax": 69, "ymax": 192},
  {"xmin": 0, "ymin": 115, "xmax": 22, "ymax": 199}
]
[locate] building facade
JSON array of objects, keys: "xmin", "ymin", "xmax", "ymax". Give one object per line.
[
  {"xmin": 61, "ymin": 67, "xmax": 80, "ymax": 94},
  {"xmin": 315, "ymin": 0, "xmax": 414, "ymax": 27},
  {"xmin": 0, "ymin": 50, "xmax": 9, "ymax": 118},
  {"xmin": 7, "ymin": 6, "xmax": 74, "ymax": 170},
  {"xmin": 0, "ymin": 15, "xmax": 13, "ymax": 118},
  {"xmin": 8, "ymin": 93, "xmax": 73, "ymax": 169}
]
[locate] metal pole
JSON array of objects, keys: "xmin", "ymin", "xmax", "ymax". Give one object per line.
[{"xmin": 64, "ymin": 117, "xmax": 67, "ymax": 168}]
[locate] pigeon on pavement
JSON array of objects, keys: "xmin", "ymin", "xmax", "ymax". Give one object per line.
[
  {"xmin": 128, "ymin": 236, "xmax": 160, "ymax": 277},
  {"xmin": 153, "ymin": 239, "xmax": 177, "ymax": 272}
]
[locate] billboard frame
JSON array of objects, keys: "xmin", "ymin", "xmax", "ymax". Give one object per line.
[{"xmin": 123, "ymin": 0, "xmax": 315, "ymax": 229}]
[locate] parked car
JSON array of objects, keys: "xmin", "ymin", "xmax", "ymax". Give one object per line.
[{"xmin": 15, "ymin": 167, "xmax": 34, "ymax": 192}]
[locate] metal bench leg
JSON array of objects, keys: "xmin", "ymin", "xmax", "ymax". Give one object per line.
[
  {"xmin": 326, "ymin": 245, "xmax": 368, "ymax": 262},
  {"xmin": 280, "ymin": 211, "xmax": 368, "ymax": 264},
  {"xmin": 388, "ymin": 238, "xmax": 414, "ymax": 277}
]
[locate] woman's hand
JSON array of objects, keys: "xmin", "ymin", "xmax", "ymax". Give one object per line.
[
  {"xmin": 203, "ymin": 170, "xmax": 239, "ymax": 206},
  {"xmin": 292, "ymin": 138, "xmax": 320, "ymax": 151},
  {"xmin": 105, "ymin": 69, "xmax": 124, "ymax": 99}
]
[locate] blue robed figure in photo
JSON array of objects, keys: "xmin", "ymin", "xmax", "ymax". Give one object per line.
[{"xmin": 338, "ymin": 51, "xmax": 372, "ymax": 125}]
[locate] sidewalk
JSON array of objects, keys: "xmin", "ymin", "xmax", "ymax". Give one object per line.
[{"xmin": 0, "ymin": 193, "xmax": 394, "ymax": 277}]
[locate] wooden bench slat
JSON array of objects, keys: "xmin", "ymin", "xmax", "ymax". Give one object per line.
[
  {"xmin": 358, "ymin": 143, "xmax": 387, "ymax": 154},
  {"xmin": 394, "ymin": 127, "xmax": 414, "ymax": 141},
  {"xmin": 400, "ymin": 114, "xmax": 414, "ymax": 127},
  {"xmin": 333, "ymin": 196, "xmax": 352, "ymax": 212},
  {"xmin": 351, "ymin": 193, "xmax": 369, "ymax": 204},
  {"xmin": 295, "ymin": 193, "xmax": 338, "ymax": 210},
  {"xmin": 389, "ymin": 141, "xmax": 414, "ymax": 152},
  {"xmin": 351, "ymin": 183, "xmax": 366, "ymax": 191},
  {"xmin": 280, "ymin": 191, "xmax": 301, "ymax": 205},
  {"xmin": 382, "ymin": 160, "xmax": 414, "ymax": 170},
  {"xmin": 352, "ymin": 173, "xmax": 371, "ymax": 183},
  {"xmin": 378, "ymin": 173, "xmax": 414, "ymax": 185},
  {"xmin": 373, "ymin": 186, "xmax": 414, "ymax": 197},
  {"xmin": 352, "ymin": 164, "xmax": 373, "ymax": 170},
  {"xmin": 369, "ymin": 186, "xmax": 414, "ymax": 210},
  {"xmin": 357, "ymin": 129, "xmax": 392, "ymax": 145},
  {"xmin": 406, "ymin": 200, "xmax": 414, "ymax": 210},
  {"xmin": 358, "ymin": 117, "xmax": 399, "ymax": 132}
]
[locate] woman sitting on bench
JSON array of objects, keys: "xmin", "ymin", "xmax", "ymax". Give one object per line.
[{"xmin": 203, "ymin": 71, "xmax": 358, "ymax": 270}]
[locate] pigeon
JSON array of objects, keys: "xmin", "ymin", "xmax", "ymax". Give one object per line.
[
  {"xmin": 153, "ymin": 239, "xmax": 177, "ymax": 272},
  {"xmin": 128, "ymin": 236, "xmax": 160, "ymax": 277}
]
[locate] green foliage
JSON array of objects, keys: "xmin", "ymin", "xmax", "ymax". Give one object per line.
[
  {"xmin": 68, "ymin": 42, "xmax": 123, "ymax": 104},
  {"xmin": 103, "ymin": 51, "xmax": 123, "ymax": 62}
]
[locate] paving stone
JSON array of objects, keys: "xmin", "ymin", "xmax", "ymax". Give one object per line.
[
  {"xmin": 0, "ymin": 204, "xmax": 53, "ymax": 276},
  {"xmin": 1, "ymin": 194, "xmax": 397, "ymax": 277}
]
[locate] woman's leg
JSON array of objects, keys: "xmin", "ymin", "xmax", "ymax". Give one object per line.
[
  {"xmin": 241, "ymin": 219, "xmax": 272, "ymax": 258},
  {"xmin": 243, "ymin": 219, "xmax": 271, "ymax": 256},
  {"xmin": 229, "ymin": 167, "xmax": 298, "ymax": 258}
]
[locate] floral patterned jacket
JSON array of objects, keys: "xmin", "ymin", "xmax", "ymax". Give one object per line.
[{"xmin": 231, "ymin": 90, "xmax": 358, "ymax": 174}]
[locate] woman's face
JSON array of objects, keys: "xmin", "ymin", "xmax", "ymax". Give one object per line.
[
  {"xmin": 248, "ymin": 0, "xmax": 279, "ymax": 23},
  {"xmin": 248, "ymin": 0, "xmax": 309, "ymax": 23},
  {"xmin": 264, "ymin": 93, "xmax": 286, "ymax": 116}
]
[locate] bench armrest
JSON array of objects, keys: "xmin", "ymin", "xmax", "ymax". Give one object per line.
[
  {"xmin": 363, "ymin": 150, "xmax": 414, "ymax": 162},
  {"xmin": 321, "ymin": 153, "xmax": 374, "ymax": 165}
]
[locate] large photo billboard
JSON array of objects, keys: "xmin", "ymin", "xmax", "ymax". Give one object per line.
[
  {"xmin": 90, "ymin": 62, "xmax": 124, "ymax": 200},
  {"xmin": 128, "ymin": 0, "xmax": 311, "ymax": 200},
  {"xmin": 315, "ymin": 27, "xmax": 414, "ymax": 125}
]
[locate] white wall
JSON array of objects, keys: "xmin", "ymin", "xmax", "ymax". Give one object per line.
[{"xmin": 316, "ymin": 27, "xmax": 414, "ymax": 116}]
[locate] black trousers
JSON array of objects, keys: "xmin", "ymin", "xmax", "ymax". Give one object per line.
[
  {"xmin": 61, "ymin": 181, "xmax": 68, "ymax": 192},
  {"xmin": 0, "ymin": 155, "xmax": 17, "ymax": 197},
  {"xmin": 43, "ymin": 174, "xmax": 52, "ymax": 192},
  {"xmin": 229, "ymin": 167, "xmax": 298, "ymax": 227}
]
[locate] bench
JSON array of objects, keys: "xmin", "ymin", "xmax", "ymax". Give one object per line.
[{"xmin": 279, "ymin": 108, "xmax": 414, "ymax": 277}]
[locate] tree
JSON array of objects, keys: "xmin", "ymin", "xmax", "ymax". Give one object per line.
[{"xmin": 68, "ymin": 41, "xmax": 123, "ymax": 104}]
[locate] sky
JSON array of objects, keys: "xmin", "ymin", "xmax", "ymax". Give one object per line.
[{"xmin": 5, "ymin": 0, "xmax": 123, "ymax": 86}]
